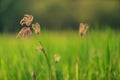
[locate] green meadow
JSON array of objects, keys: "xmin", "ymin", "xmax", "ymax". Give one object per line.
[{"xmin": 0, "ymin": 30, "xmax": 120, "ymax": 80}]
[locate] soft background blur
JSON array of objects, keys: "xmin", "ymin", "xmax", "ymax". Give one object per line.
[{"xmin": 0, "ymin": 0, "xmax": 120, "ymax": 32}]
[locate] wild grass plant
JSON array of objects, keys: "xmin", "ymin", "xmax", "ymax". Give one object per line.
[
  {"xmin": 0, "ymin": 29, "xmax": 120, "ymax": 80},
  {"xmin": 0, "ymin": 15, "xmax": 120, "ymax": 80}
]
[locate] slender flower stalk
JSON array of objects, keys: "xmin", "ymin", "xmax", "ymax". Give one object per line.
[
  {"xmin": 77, "ymin": 23, "xmax": 89, "ymax": 80},
  {"xmin": 75, "ymin": 60, "xmax": 78, "ymax": 80},
  {"xmin": 38, "ymin": 42, "xmax": 51, "ymax": 80}
]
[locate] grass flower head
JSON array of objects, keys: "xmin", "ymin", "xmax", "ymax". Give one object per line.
[
  {"xmin": 32, "ymin": 23, "xmax": 41, "ymax": 35},
  {"xmin": 54, "ymin": 54, "xmax": 61, "ymax": 63},
  {"xmin": 79, "ymin": 22, "xmax": 89, "ymax": 36},
  {"xmin": 20, "ymin": 14, "xmax": 33, "ymax": 26},
  {"xmin": 16, "ymin": 27, "xmax": 32, "ymax": 39}
]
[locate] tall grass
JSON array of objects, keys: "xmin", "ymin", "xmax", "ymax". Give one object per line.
[{"xmin": 0, "ymin": 30, "xmax": 120, "ymax": 80}]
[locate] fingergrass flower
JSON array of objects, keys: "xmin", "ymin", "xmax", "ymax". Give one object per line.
[
  {"xmin": 20, "ymin": 14, "xmax": 33, "ymax": 26},
  {"xmin": 79, "ymin": 22, "xmax": 89, "ymax": 36},
  {"xmin": 16, "ymin": 27, "xmax": 32, "ymax": 39},
  {"xmin": 31, "ymin": 71, "xmax": 36, "ymax": 80},
  {"xmin": 32, "ymin": 23, "xmax": 41, "ymax": 35},
  {"xmin": 54, "ymin": 54, "xmax": 61, "ymax": 63}
]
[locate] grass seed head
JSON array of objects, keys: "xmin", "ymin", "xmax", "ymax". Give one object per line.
[
  {"xmin": 37, "ymin": 46, "xmax": 44, "ymax": 52},
  {"xmin": 54, "ymin": 54, "xmax": 61, "ymax": 63},
  {"xmin": 79, "ymin": 22, "xmax": 89, "ymax": 36},
  {"xmin": 16, "ymin": 27, "xmax": 32, "ymax": 39},
  {"xmin": 31, "ymin": 71, "xmax": 36, "ymax": 80},
  {"xmin": 20, "ymin": 14, "xmax": 33, "ymax": 26},
  {"xmin": 32, "ymin": 23, "xmax": 41, "ymax": 35}
]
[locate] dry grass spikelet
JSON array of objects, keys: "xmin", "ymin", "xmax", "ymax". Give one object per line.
[
  {"xmin": 79, "ymin": 22, "xmax": 89, "ymax": 36},
  {"xmin": 32, "ymin": 23, "xmax": 41, "ymax": 35},
  {"xmin": 37, "ymin": 46, "xmax": 44, "ymax": 52},
  {"xmin": 31, "ymin": 71, "xmax": 36, "ymax": 80},
  {"xmin": 54, "ymin": 54, "xmax": 61, "ymax": 63},
  {"xmin": 20, "ymin": 14, "xmax": 33, "ymax": 26},
  {"xmin": 16, "ymin": 27, "xmax": 32, "ymax": 39}
]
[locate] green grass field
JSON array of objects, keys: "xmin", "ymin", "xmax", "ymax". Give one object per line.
[{"xmin": 0, "ymin": 30, "xmax": 120, "ymax": 80}]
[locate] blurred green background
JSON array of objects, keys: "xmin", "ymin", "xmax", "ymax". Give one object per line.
[{"xmin": 0, "ymin": 0, "xmax": 120, "ymax": 32}]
